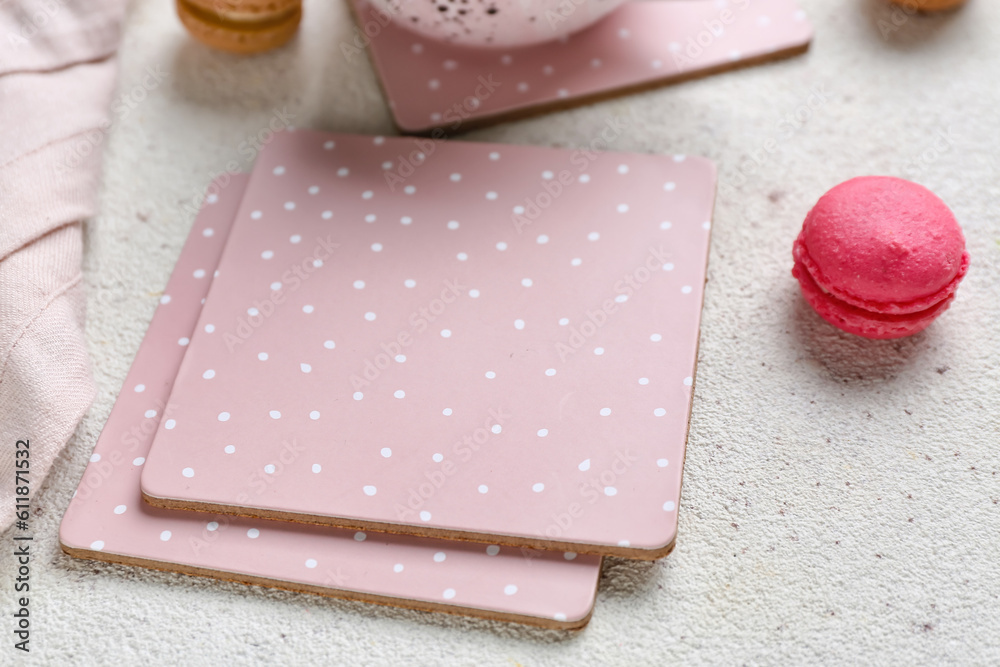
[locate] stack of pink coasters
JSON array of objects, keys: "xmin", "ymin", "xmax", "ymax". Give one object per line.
[{"xmin": 61, "ymin": 130, "xmax": 717, "ymax": 627}]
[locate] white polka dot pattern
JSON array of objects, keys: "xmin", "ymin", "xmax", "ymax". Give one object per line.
[
  {"xmin": 59, "ymin": 173, "xmax": 601, "ymax": 628},
  {"xmin": 140, "ymin": 132, "xmax": 711, "ymax": 556}
]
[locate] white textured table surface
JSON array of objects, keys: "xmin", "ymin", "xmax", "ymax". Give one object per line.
[{"xmin": 13, "ymin": 0, "xmax": 1000, "ymax": 663}]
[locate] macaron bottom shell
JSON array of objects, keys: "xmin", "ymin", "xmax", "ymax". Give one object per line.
[{"xmin": 792, "ymin": 254, "xmax": 955, "ymax": 340}]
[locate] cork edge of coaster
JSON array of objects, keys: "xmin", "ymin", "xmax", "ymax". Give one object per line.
[
  {"xmin": 346, "ymin": 0, "xmax": 813, "ymax": 136},
  {"xmin": 60, "ymin": 541, "xmax": 598, "ymax": 630}
]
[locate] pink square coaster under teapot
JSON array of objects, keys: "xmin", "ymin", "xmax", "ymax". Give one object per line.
[
  {"xmin": 351, "ymin": 0, "xmax": 813, "ymax": 133},
  {"xmin": 60, "ymin": 174, "xmax": 601, "ymax": 628},
  {"xmin": 141, "ymin": 130, "xmax": 715, "ymax": 559}
]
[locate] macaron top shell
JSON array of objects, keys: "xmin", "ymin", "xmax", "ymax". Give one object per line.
[{"xmin": 797, "ymin": 176, "xmax": 969, "ymax": 315}]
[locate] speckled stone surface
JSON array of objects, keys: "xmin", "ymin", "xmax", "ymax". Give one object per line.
[{"xmin": 4, "ymin": 0, "xmax": 999, "ymax": 663}]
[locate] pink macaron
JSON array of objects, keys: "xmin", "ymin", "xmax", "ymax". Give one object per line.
[{"xmin": 792, "ymin": 176, "xmax": 970, "ymax": 339}]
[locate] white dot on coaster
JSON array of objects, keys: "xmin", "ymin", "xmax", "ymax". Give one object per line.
[
  {"xmin": 258, "ymin": 352, "xmax": 269, "ymax": 361},
  {"xmin": 207, "ymin": 522, "xmax": 219, "ymax": 531},
  {"xmin": 353, "ymin": 392, "xmax": 364, "ymax": 401},
  {"xmin": 684, "ymin": 376, "xmax": 694, "ymax": 386},
  {"xmin": 513, "ymin": 205, "xmax": 525, "ymax": 215},
  {"xmin": 432, "ymin": 453, "xmax": 444, "ymax": 462},
  {"xmin": 261, "ymin": 250, "xmax": 274, "ymax": 260},
  {"xmin": 322, "ymin": 211, "xmax": 333, "ymax": 219},
  {"xmin": 521, "ymin": 278, "xmax": 533, "ymax": 287},
  {"xmin": 486, "ymin": 545, "xmax": 500, "ymax": 556},
  {"xmin": 442, "ymin": 408, "xmax": 453, "ymax": 416},
  {"xmin": 564, "ymin": 552, "xmax": 577, "ymax": 560},
  {"xmin": 264, "ymin": 464, "xmax": 275, "ymax": 474},
  {"xmin": 309, "ymin": 410, "xmax": 320, "ymax": 420},
  {"xmin": 164, "ymin": 419, "xmax": 176, "ymax": 430},
  {"xmin": 660, "ymin": 221, "xmax": 673, "ymax": 230},
  {"xmin": 673, "ymin": 154, "xmax": 686, "ymax": 162},
  {"xmin": 617, "ymin": 204, "xmax": 629, "ymax": 213},
  {"xmin": 485, "ymin": 371, "xmax": 496, "ymax": 379},
  {"xmin": 433, "ymin": 551, "xmax": 447, "ymax": 563},
  {"xmin": 270, "ymin": 281, "xmax": 282, "ymax": 291},
  {"xmin": 393, "ymin": 563, "xmax": 404, "ymax": 573},
  {"xmin": 145, "ymin": 409, "xmax": 157, "ymax": 418},
  {"xmin": 193, "ymin": 269, "xmax": 206, "ymax": 281},
  {"xmin": 303, "ymin": 305, "xmax": 314, "ymax": 314},
  {"xmin": 269, "ymin": 410, "xmax": 281, "ymax": 419},
  {"xmin": 250, "ymin": 210, "xmax": 262, "ymax": 220},
  {"xmin": 578, "ymin": 459, "xmax": 591, "ymax": 471},
  {"xmin": 362, "ymin": 190, "xmax": 373, "ymax": 199},
  {"xmin": 90, "ymin": 540, "xmax": 105, "ymax": 550},
  {"xmin": 559, "ymin": 318, "xmax": 569, "ymax": 326},
  {"xmin": 478, "ymin": 484, "xmax": 489, "ymax": 494},
  {"xmin": 305, "ymin": 558, "xmax": 317, "ymax": 569},
  {"xmin": 363, "ymin": 485, "xmax": 377, "ymax": 496},
  {"xmin": 657, "ymin": 458, "xmax": 669, "ymax": 468},
  {"xmin": 428, "ymin": 79, "xmax": 440, "ymax": 90},
  {"xmin": 664, "ymin": 181, "xmax": 676, "ymax": 191},
  {"xmin": 364, "ymin": 311, "xmax": 376, "ymax": 321},
  {"xmin": 312, "ymin": 463, "xmax": 322, "ymax": 473},
  {"xmin": 337, "ymin": 168, "xmax": 349, "ymax": 177},
  {"xmin": 371, "ymin": 242, "xmax": 383, "ymax": 252},
  {"xmin": 224, "ymin": 445, "xmax": 236, "ymax": 454},
  {"xmin": 664, "ymin": 263, "xmax": 675, "ymax": 271},
  {"xmin": 300, "ymin": 363, "xmax": 312, "ymax": 374},
  {"xmin": 639, "ymin": 377, "xmax": 649, "ymax": 385},
  {"xmin": 404, "ymin": 185, "xmax": 416, "ymax": 195},
  {"xmin": 663, "ymin": 501, "xmax": 677, "ymax": 512},
  {"xmin": 468, "ymin": 289, "xmax": 480, "ymax": 298},
  {"xmin": 160, "ymin": 531, "xmax": 172, "ymax": 541},
  {"xmin": 654, "ymin": 408, "xmax": 667, "ymax": 417},
  {"xmin": 443, "ymin": 588, "xmax": 456, "ymax": 600},
  {"xmin": 449, "ymin": 173, "xmax": 462, "ymax": 182},
  {"xmin": 491, "ymin": 424, "xmax": 502, "ymax": 434},
  {"xmin": 457, "ymin": 252, "xmax": 468, "ymax": 261},
  {"xmin": 420, "ymin": 511, "xmax": 432, "ymax": 521},
  {"xmin": 400, "ymin": 216, "xmax": 412, "ymax": 225},
  {"xmin": 114, "ymin": 504, "xmax": 127, "ymax": 514},
  {"xmin": 273, "ymin": 166, "xmax": 285, "ymax": 175},
  {"xmin": 545, "ymin": 368, "xmax": 556, "ymax": 376},
  {"xmin": 178, "ymin": 337, "xmax": 189, "ymax": 346},
  {"xmin": 354, "ymin": 531, "xmax": 366, "ymax": 541},
  {"xmin": 504, "ymin": 584, "xmax": 518, "ymax": 595},
  {"xmin": 440, "ymin": 329, "xmax": 451, "ymax": 338},
  {"xmin": 134, "ymin": 384, "xmax": 146, "ymax": 393},
  {"xmin": 353, "ymin": 280, "xmax": 365, "ymax": 290},
  {"xmin": 202, "ymin": 369, "xmax": 215, "ymax": 380},
  {"xmin": 605, "ymin": 487, "xmax": 617, "ymax": 496},
  {"xmin": 496, "ymin": 241, "xmax": 508, "ymax": 251},
  {"xmin": 90, "ymin": 453, "xmax": 101, "ymax": 462},
  {"xmin": 284, "ymin": 202, "xmax": 295, "ymax": 211},
  {"xmin": 650, "ymin": 333, "xmax": 662, "ymax": 342},
  {"xmin": 537, "ymin": 429, "xmax": 548, "ymax": 437},
  {"xmin": 308, "ymin": 186, "xmax": 319, "ymax": 195},
  {"xmin": 571, "ymin": 258, "xmax": 582, "ymax": 267},
  {"xmin": 381, "ymin": 447, "xmax": 392, "ymax": 458},
  {"xmin": 594, "ymin": 347, "xmax": 604, "ymax": 356},
  {"xmin": 682, "ymin": 285, "xmax": 693, "ymax": 294},
  {"xmin": 217, "ymin": 412, "xmax": 230, "ymax": 422},
  {"xmin": 600, "ymin": 408, "xmax": 611, "ymax": 416},
  {"xmin": 618, "ymin": 540, "xmax": 631, "ymax": 547},
  {"xmin": 247, "ymin": 528, "xmax": 260, "ymax": 539},
  {"xmin": 485, "ymin": 191, "xmax": 498, "ymax": 200},
  {"xmin": 395, "ymin": 354, "xmax": 406, "ymax": 363},
  {"xmin": 394, "ymin": 390, "xmax": 405, "ymax": 399},
  {"xmin": 532, "ymin": 482, "xmax": 545, "ymax": 492},
  {"xmin": 514, "ymin": 319, "xmax": 525, "ymax": 330},
  {"xmin": 289, "ymin": 234, "xmax": 302, "ymax": 244},
  {"xmin": 578, "ymin": 173, "xmax": 590, "ymax": 183},
  {"xmin": 133, "ymin": 457, "xmax": 145, "ymax": 466},
  {"xmin": 588, "ymin": 232, "xmax": 600, "ymax": 241},
  {"xmin": 323, "ymin": 340, "xmax": 336, "ymax": 350},
  {"xmin": 324, "ymin": 140, "xmax": 335, "ymax": 149}
]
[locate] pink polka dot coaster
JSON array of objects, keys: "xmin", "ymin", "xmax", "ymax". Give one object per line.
[
  {"xmin": 140, "ymin": 130, "xmax": 715, "ymax": 560},
  {"xmin": 60, "ymin": 173, "xmax": 602, "ymax": 628},
  {"xmin": 351, "ymin": 0, "xmax": 812, "ymax": 133}
]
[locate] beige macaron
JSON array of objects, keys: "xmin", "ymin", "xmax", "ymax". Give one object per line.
[
  {"xmin": 176, "ymin": 0, "xmax": 301, "ymax": 54},
  {"xmin": 889, "ymin": 0, "xmax": 966, "ymax": 11}
]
